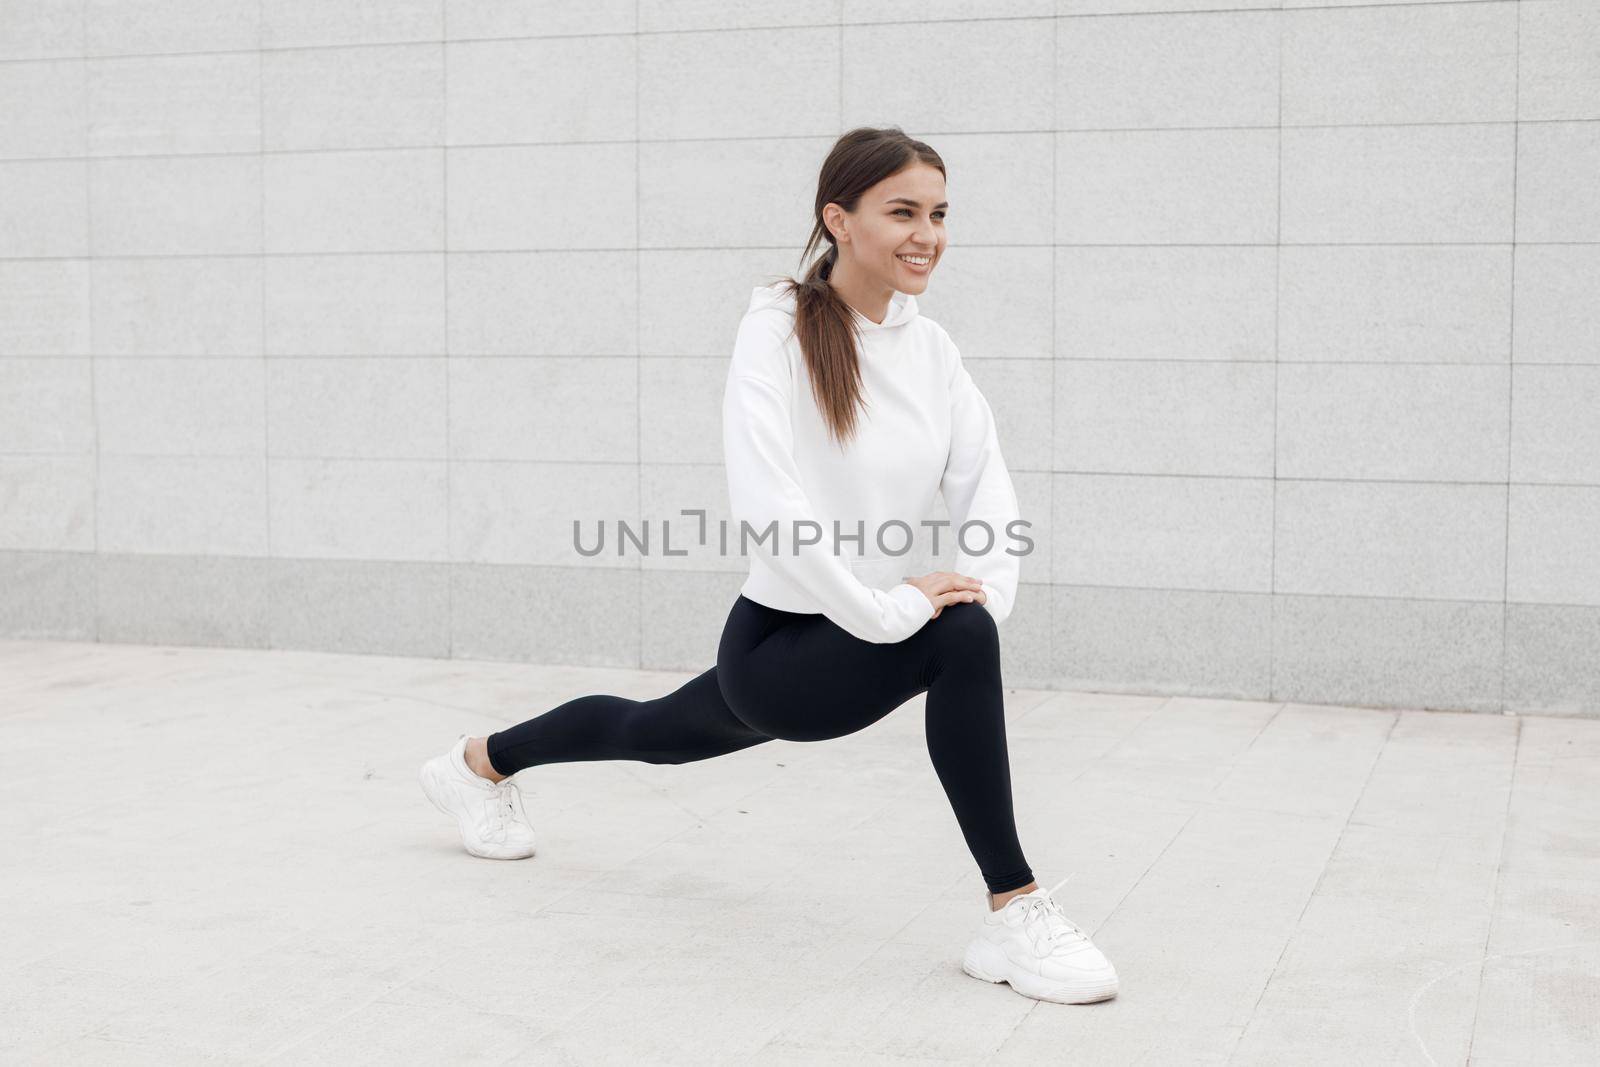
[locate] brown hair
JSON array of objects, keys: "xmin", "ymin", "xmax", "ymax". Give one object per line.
[{"xmin": 765, "ymin": 126, "xmax": 945, "ymax": 448}]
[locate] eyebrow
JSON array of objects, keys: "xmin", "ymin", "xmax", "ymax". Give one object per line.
[{"xmin": 885, "ymin": 197, "xmax": 949, "ymax": 209}]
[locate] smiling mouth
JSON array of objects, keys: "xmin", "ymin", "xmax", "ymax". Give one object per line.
[{"xmin": 897, "ymin": 254, "xmax": 933, "ymax": 266}]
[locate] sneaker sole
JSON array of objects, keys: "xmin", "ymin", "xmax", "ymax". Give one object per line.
[
  {"xmin": 962, "ymin": 936, "xmax": 1118, "ymax": 1005},
  {"xmin": 418, "ymin": 757, "xmax": 536, "ymax": 861}
]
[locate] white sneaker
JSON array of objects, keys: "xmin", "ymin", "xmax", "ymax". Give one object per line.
[
  {"xmin": 419, "ymin": 733, "xmax": 537, "ymax": 860},
  {"xmin": 962, "ymin": 873, "xmax": 1119, "ymax": 1004}
]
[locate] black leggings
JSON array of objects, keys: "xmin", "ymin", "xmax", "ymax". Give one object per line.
[{"xmin": 486, "ymin": 594, "xmax": 1035, "ymax": 895}]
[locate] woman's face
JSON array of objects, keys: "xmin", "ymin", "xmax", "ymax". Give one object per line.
[{"xmin": 830, "ymin": 163, "xmax": 948, "ymax": 295}]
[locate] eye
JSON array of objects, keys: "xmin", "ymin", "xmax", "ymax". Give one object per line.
[{"xmin": 894, "ymin": 208, "xmax": 946, "ymax": 219}]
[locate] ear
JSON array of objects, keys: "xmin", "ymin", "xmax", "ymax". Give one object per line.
[{"xmin": 822, "ymin": 202, "xmax": 847, "ymax": 244}]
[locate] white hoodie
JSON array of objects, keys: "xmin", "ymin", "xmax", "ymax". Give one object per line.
[{"xmin": 722, "ymin": 281, "xmax": 1023, "ymax": 644}]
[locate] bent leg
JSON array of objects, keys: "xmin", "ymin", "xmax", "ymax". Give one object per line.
[
  {"xmin": 919, "ymin": 603, "xmax": 1035, "ymax": 895},
  {"xmin": 716, "ymin": 596, "xmax": 1034, "ymax": 895},
  {"xmin": 486, "ymin": 666, "xmax": 772, "ymax": 775}
]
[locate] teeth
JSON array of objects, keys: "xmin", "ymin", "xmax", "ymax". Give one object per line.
[{"xmin": 898, "ymin": 255, "xmax": 930, "ymax": 265}]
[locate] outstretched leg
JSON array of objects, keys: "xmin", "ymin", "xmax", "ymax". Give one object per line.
[{"xmin": 484, "ymin": 666, "xmax": 772, "ymax": 776}]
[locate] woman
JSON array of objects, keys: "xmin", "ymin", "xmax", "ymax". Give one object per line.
[{"xmin": 420, "ymin": 127, "xmax": 1119, "ymax": 1005}]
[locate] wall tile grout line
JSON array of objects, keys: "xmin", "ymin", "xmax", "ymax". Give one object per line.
[
  {"xmin": 81, "ymin": 2, "xmax": 98, "ymax": 642},
  {"xmin": 5, "ymin": 354, "xmax": 1594, "ymax": 366},
  {"xmin": 635, "ymin": 0, "xmax": 642, "ymax": 670},
  {"xmin": 9, "ymin": 542, "xmax": 1586, "ymax": 625},
  {"xmin": 1498, "ymin": 1, "xmax": 1522, "ymax": 714},
  {"xmin": 1270, "ymin": 2, "xmax": 1283, "ymax": 704},
  {"xmin": 6, "ymin": 239, "xmax": 1595, "ymax": 267},
  {"xmin": 0, "ymin": 1, "xmax": 1532, "ymax": 68},
  {"xmin": 4, "ymin": 449, "xmax": 1591, "ymax": 487},
  {"xmin": 443, "ymin": 0, "xmax": 452, "ymax": 660},
  {"xmin": 1048, "ymin": 12, "xmax": 1059, "ymax": 712},
  {"xmin": 259, "ymin": 0, "xmax": 271, "ymax": 613},
  {"xmin": 6, "ymin": 114, "xmax": 1597, "ymax": 168}
]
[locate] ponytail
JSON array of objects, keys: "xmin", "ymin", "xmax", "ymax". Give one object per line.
[{"xmin": 767, "ymin": 126, "xmax": 945, "ymax": 449}]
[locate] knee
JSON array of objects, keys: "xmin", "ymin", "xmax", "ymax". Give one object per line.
[
  {"xmin": 930, "ymin": 599, "xmax": 999, "ymax": 653},
  {"xmin": 922, "ymin": 601, "xmax": 1001, "ymax": 684}
]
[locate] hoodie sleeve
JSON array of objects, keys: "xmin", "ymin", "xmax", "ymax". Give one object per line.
[
  {"xmin": 939, "ymin": 337, "xmax": 1022, "ymax": 627},
  {"xmin": 723, "ymin": 316, "xmax": 935, "ymax": 644}
]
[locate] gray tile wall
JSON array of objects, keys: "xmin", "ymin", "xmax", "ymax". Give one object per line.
[{"xmin": 1, "ymin": 0, "xmax": 1596, "ymax": 716}]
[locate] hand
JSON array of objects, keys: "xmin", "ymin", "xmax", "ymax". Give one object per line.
[{"xmin": 902, "ymin": 571, "xmax": 987, "ymax": 619}]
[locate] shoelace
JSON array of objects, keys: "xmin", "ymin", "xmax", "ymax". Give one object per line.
[
  {"xmin": 480, "ymin": 778, "xmax": 530, "ymax": 843},
  {"xmin": 1005, "ymin": 873, "xmax": 1092, "ymax": 959}
]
